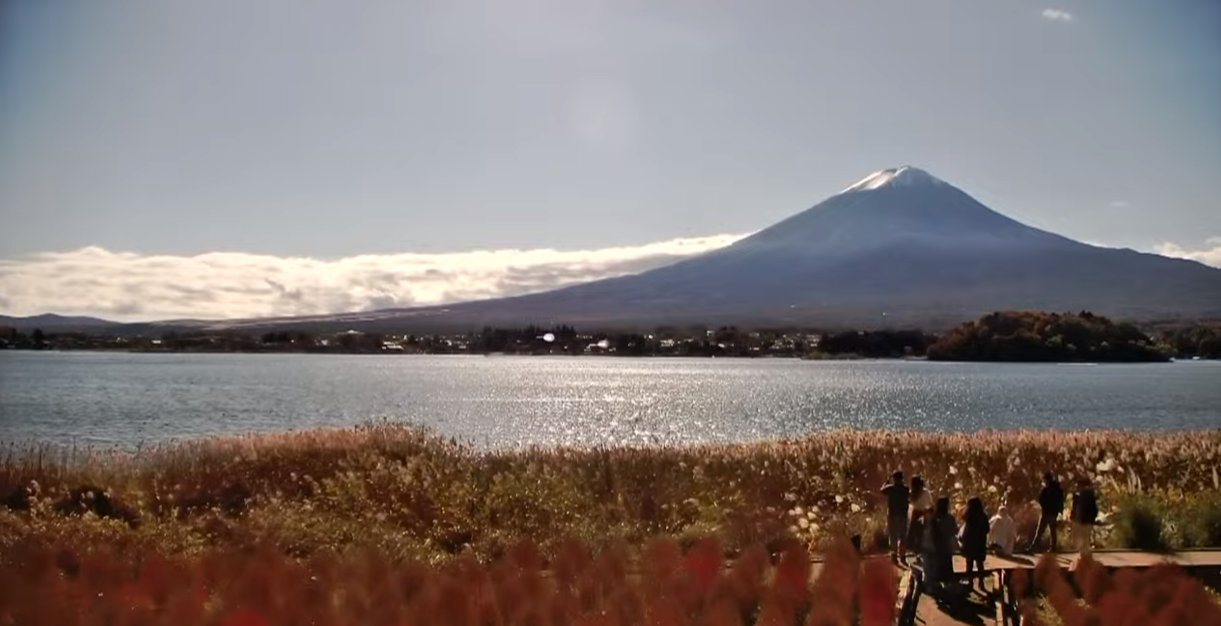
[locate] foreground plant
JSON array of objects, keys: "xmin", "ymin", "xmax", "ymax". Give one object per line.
[
  {"xmin": 0, "ymin": 536, "xmax": 896, "ymax": 626},
  {"xmin": 1020, "ymin": 552, "xmax": 1221, "ymax": 626}
]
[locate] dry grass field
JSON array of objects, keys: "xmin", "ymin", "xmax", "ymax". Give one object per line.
[
  {"xmin": 2, "ymin": 424, "xmax": 1220, "ymax": 625},
  {"xmin": 3, "ymin": 424, "xmax": 1219, "ymax": 562}
]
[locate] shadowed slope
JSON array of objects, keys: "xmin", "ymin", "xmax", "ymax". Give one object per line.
[{"xmin": 194, "ymin": 167, "xmax": 1221, "ymax": 331}]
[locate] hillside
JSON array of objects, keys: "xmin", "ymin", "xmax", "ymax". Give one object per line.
[
  {"xmin": 926, "ymin": 310, "xmax": 1168, "ymax": 362},
  {"xmin": 235, "ymin": 166, "xmax": 1220, "ymax": 331},
  {"xmin": 0, "ymin": 313, "xmax": 123, "ymax": 332}
]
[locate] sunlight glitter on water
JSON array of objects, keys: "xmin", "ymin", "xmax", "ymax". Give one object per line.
[{"xmin": 1, "ymin": 353, "xmax": 1218, "ymax": 450}]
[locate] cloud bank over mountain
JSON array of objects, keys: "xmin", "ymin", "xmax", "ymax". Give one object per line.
[
  {"xmin": 2, "ymin": 226, "xmax": 1217, "ymax": 324},
  {"xmin": 1155, "ymin": 238, "xmax": 1221, "ymax": 269},
  {"xmin": 0, "ymin": 234, "xmax": 746, "ymax": 322}
]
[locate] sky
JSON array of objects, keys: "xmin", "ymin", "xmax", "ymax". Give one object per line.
[{"xmin": 1, "ymin": 0, "xmax": 1219, "ymax": 321}]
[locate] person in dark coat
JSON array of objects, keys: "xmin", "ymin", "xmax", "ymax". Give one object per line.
[
  {"xmin": 959, "ymin": 496, "xmax": 990, "ymax": 592},
  {"xmin": 1071, "ymin": 479, "xmax": 1100, "ymax": 553},
  {"xmin": 1027, "ymin": 471, "xmax": 1065, "ymax": 552},
  {"xmin": 881, "ymin": 470, "xmax": 910, "ymax": 564},
  {"xmin": 924, "ymin": 496, "xmax": 958, "ymax": 596}
]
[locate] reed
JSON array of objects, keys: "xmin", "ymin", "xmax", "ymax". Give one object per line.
[{"xmin": 3, "ymin": 424, "xmax": 1220, "ymax": 562}]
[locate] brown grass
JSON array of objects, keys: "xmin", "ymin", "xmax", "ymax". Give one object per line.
[{"xmin": 2, "ymin": 423, "xmax": 1220, "ymax": 563}]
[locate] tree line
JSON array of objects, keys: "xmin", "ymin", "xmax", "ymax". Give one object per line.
[{"xmin": 4, "ymin": 312, "xmax": 1220, "ymax": 360}]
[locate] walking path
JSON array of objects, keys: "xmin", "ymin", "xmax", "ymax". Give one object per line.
[{"xmin": 896, "ymin": 549, "xmax": 1221, "ymax": 626}]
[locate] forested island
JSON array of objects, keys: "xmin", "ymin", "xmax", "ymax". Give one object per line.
[
  {"xmin": 927, "ymin": 310, "xmax": 1171, "ymax": 362},
  {"xmin": 2, "ymin": 310, "xmax": 1219, "ymax": 361}
]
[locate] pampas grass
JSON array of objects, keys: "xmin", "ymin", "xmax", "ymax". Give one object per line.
[{"xmin": 3, "ymin": 424, "xmax": 1219, "ymax": 562}]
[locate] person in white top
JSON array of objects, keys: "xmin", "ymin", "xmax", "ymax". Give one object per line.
[
  {"xmin": 907, "ymin": 476, "xmax": 935, "ymax": 554},
  {"xmin": 988, "ymin": 505, "xmax": 1017, "ymax": 556}
]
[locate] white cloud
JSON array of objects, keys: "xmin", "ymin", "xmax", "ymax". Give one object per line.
[
  {"xmin": 1154, "ymin": 239, "xmax": 1221, "ymax": 268},
  {"xmin": 1041, "ymin": 8, "xmax": 1075, "ymax": 23},
  {"xmin": 1108, "ymin": 200, "xmax": 1130, "ymax": 208},
  {"xmin": 0, "ymin": 234, "xmax": 747, "ymax": 322}
]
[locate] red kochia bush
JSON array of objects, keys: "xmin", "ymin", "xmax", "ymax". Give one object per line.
[
  {"xmin": 858, "ymin": 555, "xmax": 898, "ymax": 626},
  {"xmin": 805, "ymin": 538, "xmax": 859, "ymax": 626},
  {"xmin": 0, "ymin": 535, "xmax": 907, "ymax": 626},
  {"xmin": 220, "ymin": 609, "xmax": 269, "ymax": 626},
  {"xmin": 1031, "ymin": 554, "xmax": 1221, "ymax": 626},
  {"xmin": 13, "ymin": 532, "xmax": 1218, "ymax": 626}
]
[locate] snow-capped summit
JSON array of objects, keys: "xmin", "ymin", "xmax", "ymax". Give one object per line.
[
  {"xmin": 448, "ymin": 164, "xmax": 1221, "ymax": 325},
  {"xmin": 840, "ymin": 166, "xmax": 949, "ymax": 193},
  {"xmin": 233, "ymin": 165, "xmax": 1221, "ymax": 330}
]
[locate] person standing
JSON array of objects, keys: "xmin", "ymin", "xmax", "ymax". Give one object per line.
[
  {"xmin": 1027, "ymin": 472, "xmax": 1064, "ymax": 552},
  {"xmin": 881, "ymin": 471, "xmax": 910, "ymax": 564},
  {"xmin": 924, "ymin": 496, "xmax": 958, "ymax": 596},
  {"xmin": 1071, "ymin": 479, "xmax": 1099, "ymax": 553},
  {"xmin": 907, "ymin": 476, "xmax": 934, "ymax": 557},
  {"xmin": 959, "ymin": 496, "xmax": 990, "ymax": 592}
]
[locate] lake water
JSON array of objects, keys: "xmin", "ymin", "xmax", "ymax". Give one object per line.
[{"xmin": 1, "ymin": 352, "xmax": 1218, "ymax": 449}]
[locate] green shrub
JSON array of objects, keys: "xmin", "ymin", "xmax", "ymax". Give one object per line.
[
  {"xmin": 1110, "ymin": 494, "xmax": 1168, "ymax": 551},
  {"xmin": 1184, "ymin": 491, "xmax": 1221, "ymax": 548}
]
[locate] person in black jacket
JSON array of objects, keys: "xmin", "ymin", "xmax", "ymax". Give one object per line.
[
  {"xmin": 959, "ymin": 496, "xmax": 990, "ymax": 592},
  {"xmin": 924, "ymin": 496, "xmax": 958, "ymax": 596},
  {"xmin": 881, "ymin": 471, "xmax": 910, "ymax": 564},
  {"xmin": 1071, "ymin": 479, "xmax": 1099, "ymax": 553},
  {"xmin": 1027, "ymin": 471, "xmax": 1064, "ymax": 552}
]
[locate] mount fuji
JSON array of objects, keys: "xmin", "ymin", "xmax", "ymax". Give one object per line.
[{"xmin": 229, "ymin": 166, "xmax": 1221, "ymax": 331}]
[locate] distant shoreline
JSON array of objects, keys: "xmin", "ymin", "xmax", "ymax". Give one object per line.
[
  {"xmin": 5, "ymin": 310, "xmax": 1218, "ymax": 361},
  {"xmin": 3, "ymin": 346, "xmax": 1204, "ymax": 363}
]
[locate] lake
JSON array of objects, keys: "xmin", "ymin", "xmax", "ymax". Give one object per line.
[{"xmin": 1, "ymin": 351, "xmax": 1218, "ymax": 449}]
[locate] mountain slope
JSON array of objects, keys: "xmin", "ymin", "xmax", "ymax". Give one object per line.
[
  {"xmin": 0, "ymin": 313, "xmax": 124, "ymax": 332},
  {"xmin": 360, "ymin": 166, "xmax": 1218, "ymax": 329},
  {"xmin": 185, "ymin": 166, "xmax": 1221, "ymax": 331}
]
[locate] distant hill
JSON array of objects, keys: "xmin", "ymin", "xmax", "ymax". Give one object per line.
[
  {"xmin": 926, "ymin": 310, "xmax": 1167, "ymax": 362},
  {"xmin": 0, "ymin": 313, "xmax": 123, "ymax": 332},
  {"xmin": 232, "ymin": 165, "xmax": 1220, "ymax": 331}
]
